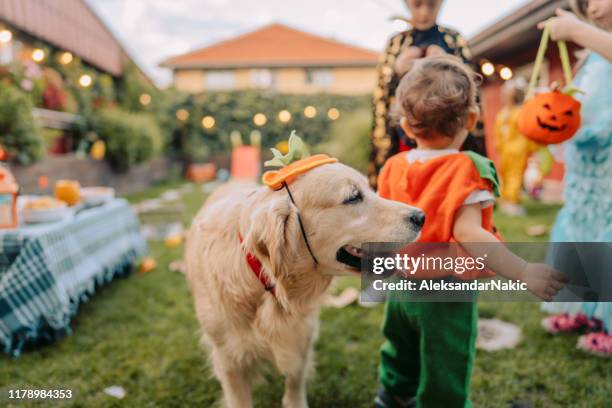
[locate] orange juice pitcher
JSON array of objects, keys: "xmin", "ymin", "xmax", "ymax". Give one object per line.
[
  {"xmin": 54, "ymin": 180, "xmax": 81, "ymax": 206},
  {"xmin": 0, "ymin": 165, "xmax": 18, "ymax": 229}
]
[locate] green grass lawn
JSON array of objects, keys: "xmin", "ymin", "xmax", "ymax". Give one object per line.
[{"xmin": 1, "ymin": 185, "xmax": 610, "ymax": 407}]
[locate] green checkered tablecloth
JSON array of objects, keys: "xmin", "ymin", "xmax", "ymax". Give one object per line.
[{"xmin": 0, "ymin": 199, "xmax": 147, "ymax": 357}]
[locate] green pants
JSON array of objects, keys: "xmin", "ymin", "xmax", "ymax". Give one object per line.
[{"xmin": 379, "ymin": 299, "xmax": 478, "ymax": 408}]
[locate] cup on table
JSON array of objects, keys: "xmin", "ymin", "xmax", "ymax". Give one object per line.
[{"xmin": 54, "ymin": 180, "xmax": 81, "ymax": 206}]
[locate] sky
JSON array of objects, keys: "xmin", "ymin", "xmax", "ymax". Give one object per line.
[{"xmin": 86, "ymin": 0, "xmax": 530, "ymax": 87}]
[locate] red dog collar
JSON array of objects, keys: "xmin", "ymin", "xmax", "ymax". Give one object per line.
[{"xmin": 238, "ymin": 232, "xmax": 276, "ymax": 296}]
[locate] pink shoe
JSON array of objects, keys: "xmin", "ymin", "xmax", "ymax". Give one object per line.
[
  {"xmin": 541, "ymin": 313, "xmax": 600, "ymax": 334},
  {"xmin": 577, "ymin": 332, "xmax": 612, "ymax": 357}
]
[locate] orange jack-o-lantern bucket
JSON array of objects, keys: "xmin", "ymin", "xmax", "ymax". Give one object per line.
[
  {"xmin": 517, "ymin": 22, "xmax": 583, "ymax": 145},
  {"xmin": 518, "ymin": 90, "xmax": 581, "ymax": 144}
]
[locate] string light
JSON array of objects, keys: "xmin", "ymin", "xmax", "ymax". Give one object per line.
[
  {"xmin": 481, "ymin": 62, "xmax": 495, "ymax": 76},
  {"xmin": 59, "ymin": 51, "xmax": 73, "ymax": 65},
  {"xmin": 201, "ymin": 116, "xmax": 215, "ymax": 129},
  {"xmin": 0, "ymin": 29, "xmax": 12, "ymax": 44},
  {"xmin": 176, "ymin": 109, "xmax": 189, "ymax": 121},
  {"xmin": 32, "ymin": 48, "xmax": 45, "ymax": 62},
  {"xmin": 500, "ymin": 66, "xmax": 513, "ymax": 80},
  {"xmin": 278, "ymin": 110, "xmax": 291, "ymax": 123},
  {"xmin": 253, "ymin": 113, "xmax": 267, "ymax": 126},
  {"xmin": 327, "ymin": 108, "xmax": 340, "ymax": 120},
  {"xmin": 304, "ymin": 105, "xmax": 317, "ymax": 118},
  {"xmin": 78, "ymin": 74, "xmax": 92, "ymax": 88},
  {"xmin": 139, "ymin": 93, "xmax": 151, "ymax": 106}
]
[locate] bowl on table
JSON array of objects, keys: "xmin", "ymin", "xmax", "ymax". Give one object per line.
[
  {"xmin": 21, "ymin": 196, "xmax": 70, "ymax": 224},
  {"xmin": 80, "ymin": 187, "xmax": 115, "ymax": 206}
]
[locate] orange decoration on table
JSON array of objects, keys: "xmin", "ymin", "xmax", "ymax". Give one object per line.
[
  {"xmin": 0, "ymin": 145, "xmax": 6, "ymax": 161},
  {"xmin": 54, "ymin": 180, "xmax": 81, "ymax": 206}
]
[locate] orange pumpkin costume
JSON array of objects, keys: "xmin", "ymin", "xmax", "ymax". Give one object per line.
[
  {"xmin": 377, "ymin": 149, "xmax": 500, "ymax": 407},
  {"xmin": 377, "ymin": 150, "xmax": 500, "ymax": 279}
]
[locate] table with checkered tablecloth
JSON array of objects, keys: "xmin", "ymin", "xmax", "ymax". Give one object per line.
[{"xmin": 0, "ymin": 198, "xmax": 147, "ymax": 357}]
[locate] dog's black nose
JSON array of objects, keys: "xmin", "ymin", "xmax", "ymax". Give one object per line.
[{"xmin": 407, "ymin": 210, "xmax": 425, "ymax": 229}]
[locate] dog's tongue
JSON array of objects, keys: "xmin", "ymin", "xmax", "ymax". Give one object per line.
[
  {"xmin": 343, "ymin": 245, "xmax": 363, "ymax": 258},
  {"xmin": 336, "ymin": 245, "xmax": 362, "ymax": 269}
]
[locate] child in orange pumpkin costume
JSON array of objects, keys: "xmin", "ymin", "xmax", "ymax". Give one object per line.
[{"xmin": 374, "ymin": 56, "xmax": 566, "ymax": 408}]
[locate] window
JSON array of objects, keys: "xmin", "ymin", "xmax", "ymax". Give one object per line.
[
  {"xmin": 0, "ymin": 41, "xmax": 17, "ymax": 65},
  {"xmin": 206, "ymin": 70, "xmax": 236, "ymax": 90},
  {"xmin": 250, "ymin": 69, "xmax": 274, "ymax": 88},
  {"xmin": 305, "ymin": 68, "xmax": 334, "ymax": 87}
]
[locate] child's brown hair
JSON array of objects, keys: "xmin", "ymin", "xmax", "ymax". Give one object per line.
[
  {"xmin": 396, "ymin": 55, "xmax": 480, "ymax": 139},
  {"xmin": 570, "ymin": 0, "xmax": 589, "ymax": 21}
]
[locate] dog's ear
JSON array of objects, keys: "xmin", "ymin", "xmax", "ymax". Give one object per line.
[{"xmin": 242, "ymin": 195, "xmax": 300, "ymax": 308}]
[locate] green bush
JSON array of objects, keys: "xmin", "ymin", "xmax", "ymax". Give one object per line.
[
  {"xmin": 315, "ymin": 108, "xmax": 372, "ymax": 174},
  {"xmin": 93, "ymin": 108, "xmax": 163, "ymax": 172},
  {"xmin": 165, "ymin": 91, "xmax": 370, "ymax": 160},
  {"xmin": 0, "ymin": 84, "xmax": 44, "ymax": 164}
]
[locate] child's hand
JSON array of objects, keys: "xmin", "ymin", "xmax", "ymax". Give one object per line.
[
  {"xmin": 538, "ymin": 8, "xmax": 583, "ymax": 42},
  {"xmin": 395, "ymin": 46, "xmax": 423, "ymax": 75},
  {"xmin": 425, "ymin": 44, "xmax": 445, "ymax": 57},
  {"xmin": 521, "ymin": 263, "xmax": 567, "ymax": 301}
]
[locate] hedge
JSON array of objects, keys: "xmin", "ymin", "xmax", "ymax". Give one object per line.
[
  {"xmin": 0, "ymin": 84, "xmax": 44, "ymax": 164},
  {"xmin": 165, "ymin": 91, "xmax": 370, "ymax": 160},
  {"xmin": 93, "ymin": 108, "xmax": 163, "ymax": 172}
]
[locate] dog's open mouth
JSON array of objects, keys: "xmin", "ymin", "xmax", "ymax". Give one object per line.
[{"xmin": 336, "ymin": 244, "xmax": 364, "ymax": 272}]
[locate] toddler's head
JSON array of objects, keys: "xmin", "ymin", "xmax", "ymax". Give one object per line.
[{"xmin": 396, "ymin": 55, "xmax": 480, "ymax": 149}]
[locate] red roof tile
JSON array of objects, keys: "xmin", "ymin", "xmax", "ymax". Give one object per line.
[{"xmin": 161, "ymin": 23, "xmax": 378, "ymax": 69}]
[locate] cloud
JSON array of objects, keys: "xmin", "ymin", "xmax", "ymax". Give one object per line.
[{"xmin": 86, "ymin": 0, "xmax": 528, "ymax": 87}]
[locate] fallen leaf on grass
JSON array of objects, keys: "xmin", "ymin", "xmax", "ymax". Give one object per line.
[
  {"xmin": 526, "ymin": 224, "xmax": 549, "ymax": 237},
  {"xmin": 139, "ymin": 257, "xmax": 157, "ymax": 274},
  {"xmin": 164, "ymin": 233, "xmax": 183, "ymax": 248},
  {"xmin": 324, "ymin": 287, "xmax": 360, "ymax": 308},
  {"xmin": 103, "ymin": 385, "xmax": 126, "ymax": 399},
  {"xmin": 169, "ymin": 260, "xmax": 186, "ymax": 274}
]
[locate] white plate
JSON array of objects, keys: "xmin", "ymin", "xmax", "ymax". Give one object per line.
[
  {"xmin": 81, "ymin": 187, "xmax": 115, "ymax": 206},
  {"xmin": 22, "ymin": 203, "xmax": 70, "ymax": 224}
]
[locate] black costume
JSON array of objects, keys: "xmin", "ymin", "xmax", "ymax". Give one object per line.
[{"xmin": 368, "ymin": 24, "xmax": 486, "ymax": 190}]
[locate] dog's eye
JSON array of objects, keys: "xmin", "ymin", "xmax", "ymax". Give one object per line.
[{"xmin": 343, "ymin": 190, "xmax": 363, "ymax": 205}]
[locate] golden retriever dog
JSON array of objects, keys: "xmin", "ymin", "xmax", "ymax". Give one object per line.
[{"xmin": 185, "ymin": 162, "xmax": 424, "ymax": 408}]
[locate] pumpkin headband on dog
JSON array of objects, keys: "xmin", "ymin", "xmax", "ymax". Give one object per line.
[
  {"xmin": 261, "ymin": 132, "xmax": 338, "ymax": 265},
  {"xmin": 262, "ymin": 131, "xmax": 337, "ymax": 190}
]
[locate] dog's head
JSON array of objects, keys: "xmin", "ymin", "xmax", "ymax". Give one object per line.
[{"xmin": 242, "ymin": 162, "xmax": 423, "ymax": 292}]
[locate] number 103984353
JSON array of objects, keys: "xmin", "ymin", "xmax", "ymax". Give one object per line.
[{"xmin": 5, "ymin": 389, "xmax": 73, "ymax": 400}]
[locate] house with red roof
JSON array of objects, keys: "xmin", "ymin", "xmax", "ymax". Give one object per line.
[{"xmin": 161, "ymin": 23, "xmax": 379, "ymax": 95}]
